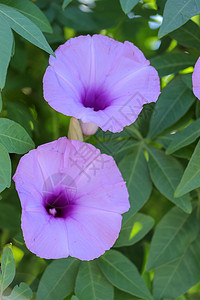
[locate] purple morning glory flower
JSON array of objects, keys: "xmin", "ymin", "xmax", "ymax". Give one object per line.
[
  {"xmin": 193, "ymin": 57, "xmax": 200, "ymax": 100},
  {"xmin": 13, "ymin": 137, "xmax": 129, "ymax": 260},
  {"xmin": 43, "ymin": 35, "xmax": 160, "ymax": 133}
]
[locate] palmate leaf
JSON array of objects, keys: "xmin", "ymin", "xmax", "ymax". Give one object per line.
[
  {"xmin": 158, "ymin": 0, "xmax": 200, "ymax": 38},
  {"xmin": 75, "ymin": 261, "xmax": 114, "ymax": 300},
  {"xmin": 149, "ymin": 207, "xmax": 200, "ymax": 300},
  {"xmin": 119, "ymin": 0, "xmax": 139, "ymax": 14},
  {"xmin": 147, "ymin": 207, "xmax": 199, "ymax": 271},
  {"xmin": 150, "ymin": 53, "xmax": 196, "ymax": 77},
  {"xmin": 0, "ymin": 4, "xmax": 54, "ymax": 56},
  {"xmin": 153, "ymin": 237, "xmax": 200, "ymax": 300},
  {"xmin": 0, "ymin": 14, "xmax": 13, "ymax": 89},
  {"xmin": 0, "ymin": 118, "xmax": 35, "ymax": 154},
  {"xmin": 114, "ymin": 213, "xmax": 154, "ymax": 247},
  {"xmin": 147, "ymin": 146, "xmax": 192, "ymax": 213},
  {"xmin": 175, "ymin": 140, "xmax": 200, "ymax": 197},
  {"xmin": 36, "ymin": 258, "xmax": 80, "ymax": 300},
  {"xmin": 166, "ymin": 119, "xmax": 200, "ymax": 154},
  {"xmin": 119, "ymin": 147, "xmax": 152, "ymax": 215},
  {"xmin": 0, "ymin": 248, "xmax": 15, "ymax": 296},
  {"xmin": 98, "ymin": 250, "xmax": 153, "ymax": 300},
  {"xmin": 148, "ymin": 76, "xmax": 195, "ymax": 140},
  {"xmin": 0, "ymin": 0, "xmax": 52, "ymax": 33},
  {"xmin": 97, "ymin": 139, "xmax": 139, "ymax": 163}
]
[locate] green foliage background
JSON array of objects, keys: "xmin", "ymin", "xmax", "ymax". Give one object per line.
[{"xmin": 1, "ymin": 0, "xmax": 200, "ymax": 299}]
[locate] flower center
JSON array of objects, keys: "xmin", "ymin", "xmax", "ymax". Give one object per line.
[
  {"xmin": 81, "ymin": 88, "xmax": 111, "ymax": 111},
  {"xmin": 44, "ymin": 189, "xmax": 74, "ymax": 218}
]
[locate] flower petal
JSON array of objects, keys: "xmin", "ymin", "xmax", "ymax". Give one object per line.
[
  {"xmin": 43, "ymin": 35, "xmax": 160, "ymax": 132},
  {"xmin": 22, "ymin": 211, "xmax": 69, "ymax": 259},
  {"xmin": 13, "ymin": 137, "xmax": 68, "ymax": 193},
  {"xmin": 192, "ymin": 57, "xmax": 200, "ymax": 100},
  {"xmin": 75, "ymin": 182, "xmax": 129, "ymax": 214},
  {"xmin": 67, "ymin": 206, "xmax": 122, "ymax": 260}
]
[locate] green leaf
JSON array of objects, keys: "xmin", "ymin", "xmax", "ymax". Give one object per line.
[
  {"xmin": 0, "ymin": 247, "xmax": 15, "ymax": 295},
  {"xmin": 0, "ymin": 144, "xmax": 11, "ymax": 193},
  {"xmin": 158, "ymin": 0, "xmax": 200, "ymax": 38},
  {"xmin": 97, "ymin": 139, "xmax": 139, "ymax": 163},
  {"xmin": 0, "ymin": 118, "xmax": 34, "ymax": 154},
  {"xmin": 119, "ymin": 0, "xmax": 139, "ymax": 14},
  {"xmin": 0, "ymin": 202, "xmax": 20, "ymax": 230},
  {"xmin": 114, "ymin": 288, "xmax": 138, "ymax": 300},
  {"xmin": 0, "ymin": 0, "xmax": 52, "ymax": 33},
  {"xmin": 0, "ymin": 4, "xmax": 54, "ymax": 56},
  {"xmin": 75, "ymin": 261, "xmax": 114, "ymax": 300},
  {"xmin": 148, "ymin": 76, "xmax": 195, "ymax": 139},
  {"xmin": 115, "ymin": 213, "xmax": 154, "ymax": 247},
  {"xmin": 62, "ymin": 0, "xmax": 73, "ymax": 10},
  {"xmin": 147, "ymin": 206, "xmax": 199, "ymax": 271},
  {"xmin": 98, "ymin": 250, "xmax": 153, "ymax": 300},
  {"xmin": 71, "ymin": 297, "xmax": 79, "ymax": 300},
  {"xmin": 119, "ymin": 147, "xmax": 152, "ymax": 215},
  {"xmin": 166, "ymin": 119, "xmax": 200, "ymax": 154},
  {"xmin": 36, "ymin": 258, "xmax": 80, "ymax": 300},
  {"xmin": 153, "ymin": 235, "xmax": 200, "ymax": 299},
  {"xmin": 170, "ymin": 20, "xmax": 200, "ymax": 52},
  {"xmin": 150, "ymin": 53, "xmax": 196, "ymax": 77},
  {"xmin": 54, "ymin": 4, "xmax": 99, "ymax": 32},
  {"xmin": 181, "ymin": 73, "xmax": 192, "ymax": 90},
  {"xmin": 4, "ymin": 282, "xmax": 32, "ymax": 300},
  {"xmin": 147, "ymin": 146, "xmax": 192, "ymax": 213},
  {"xmin": 0, "ymin": 14, "xmax": 13, "ymax": 89},
  {"xmin": 0, "ymin": 92, "xmax": 2, "ymax": 112},
  {"xmin": 175, "ymin": 140, "xmax": 200, "ymax": 197},
  {"xmin": 6, "ymin": 102, "xmax": 34, "ymax": 136}
]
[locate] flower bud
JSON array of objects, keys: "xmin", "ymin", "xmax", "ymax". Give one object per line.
[
  {"xmin": 68, "ymin": 117, "xmax": 83, "ymax": 141},
  {"xmin": 80, "ymin": 121, "xmax": 98, "ymax": 136}
]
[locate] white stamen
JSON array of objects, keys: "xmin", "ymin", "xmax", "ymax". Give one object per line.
[{"xmin": 49, "ymin": 208, "xmax": 57, "ymax": 217}]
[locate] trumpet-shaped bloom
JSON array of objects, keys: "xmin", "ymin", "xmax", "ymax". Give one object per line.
[
  {"xmin": 43, "ymin": 35, "xmax": 160, "ymax": 133},
  {"xmin": 13, "ymin": 137, "xmax": 129, "ymax": 260},
  {"xmin": 193, "ymin": 57, "xmax": 200, "ymax": 100}
]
